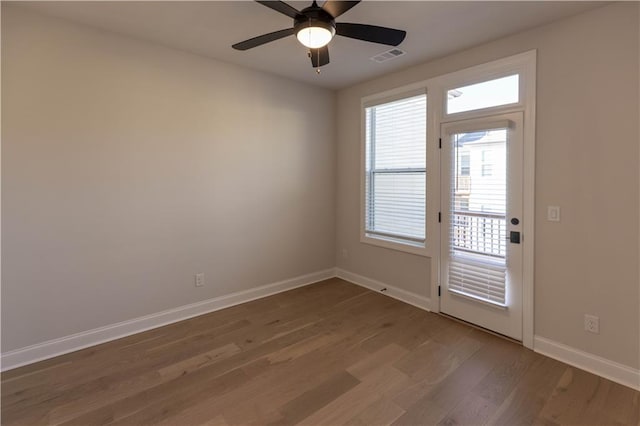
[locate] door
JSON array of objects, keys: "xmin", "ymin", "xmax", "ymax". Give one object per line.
[{"xmin": 440, "ymin": 112, "xmax": 523, "ymax": 340}]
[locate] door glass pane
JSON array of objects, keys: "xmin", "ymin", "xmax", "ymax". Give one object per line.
[
  {"xmin": 447, "ymin": 74, "xmax": 519, "ymax": 114},
  {"xmin": 448, "ymin": 128, "xmax": 507, "ymax": 305}
]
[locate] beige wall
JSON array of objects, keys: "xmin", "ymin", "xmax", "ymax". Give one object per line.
[
  {"xmin": 336, "ymin": 3, "xmax": 639, "ymax": 369},
  {"xmin": 1, "ymin": 6, "xmax": 335, "ymax": 352}
]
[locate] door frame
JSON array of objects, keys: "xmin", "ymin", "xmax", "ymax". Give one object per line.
[
  {"xmin": 425, "ymin": 50, "xmax": 536, "ymax": 348},
  {"xmin": 439, "ymin": 112, "xmax": 524, "ymax": 340}
]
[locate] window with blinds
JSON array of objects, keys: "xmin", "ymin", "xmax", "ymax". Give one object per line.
[
  {"xmin": 364, "ymin": 93, "xmax": 426, "ymax": 246},
  {"xmin": 448, "ymin": 128, "xmax": 507, "ymax": 305}
]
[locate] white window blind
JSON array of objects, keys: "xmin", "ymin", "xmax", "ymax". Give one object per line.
[
  {"xmin": 448, "ymin": 129, "xmax": 507, "ymax": 305},
  {"xmin": 365, "ymin": 93, "xmax": 426, "ymax": 245},
  {"xmin": 449, "ymin": 258, "xmax": 506, "ymax": 304}
]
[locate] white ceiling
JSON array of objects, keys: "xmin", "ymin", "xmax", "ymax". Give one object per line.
[{"xmin": 18, "ymin": 1, "xmax": 604, "ymax": 89}]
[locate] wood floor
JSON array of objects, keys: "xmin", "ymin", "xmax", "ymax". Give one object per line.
[{"xmin": 2, "ymin": 278, "xmax": 639, "ymax": 425}]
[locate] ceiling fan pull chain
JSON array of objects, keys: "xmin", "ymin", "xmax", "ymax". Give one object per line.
[{"xmin": 308, "ymin": 49, "xmax": 321, "ymax": 74}]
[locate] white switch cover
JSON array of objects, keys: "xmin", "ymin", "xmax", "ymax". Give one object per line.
[{"xmin": 547, "ymin": 206, "xmax": 560, "ymax": 222}]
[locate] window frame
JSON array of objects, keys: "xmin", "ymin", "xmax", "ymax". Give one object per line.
[
  {"xmin": 358, "ymin": 50, "xmax": 536, "ymax": 348},
  {"xmin": 360, "ymin": 87, "xmax": 429, "ymax": 256}
]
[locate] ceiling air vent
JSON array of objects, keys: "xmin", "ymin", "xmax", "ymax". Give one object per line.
[{"xmin": 371, "ymin": 48, "xmax": 406, "ymax": 63}]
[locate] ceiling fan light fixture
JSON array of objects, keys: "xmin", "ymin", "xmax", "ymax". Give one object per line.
[
  {"xmin": 296, "ymin": 25, "xmax": 334, "ymax": 48},
  {"xmin": 295, "ymin": 18, "xmax": 336, "ymax": 49}
]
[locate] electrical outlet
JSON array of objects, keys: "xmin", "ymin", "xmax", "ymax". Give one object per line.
[
  {"xmin": 342, "ymin": 248, "xmax": 348, "ymax": 259},
  {"xmin": 584, "ymin": 314, "xmax": 599, "ymax": 334},
  {"xmin": 547, "ymin": 206, "xmax": 561, "ymax": 222},
  {"xmin": 195, "ymin": 273, "xmax": 204, "ymax": 287}
]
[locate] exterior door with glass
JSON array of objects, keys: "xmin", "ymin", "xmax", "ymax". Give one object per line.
[{"xmin": 440, "ymin": 112, "xmax": 523, "ymax": 340}]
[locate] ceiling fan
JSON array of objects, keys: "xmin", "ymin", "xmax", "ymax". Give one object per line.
[{"xmin": 232, "ymin": 0, "xmax": 407, "ymax": 69}]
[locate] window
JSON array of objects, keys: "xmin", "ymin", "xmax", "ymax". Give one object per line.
[
  {"xmin": 456, "ymin": 198, "xmax": 469, "ymax": 211},
  {"xmin": 459, "ymin": 152, "xmax": 470, "ymax": 176},
  {"xmin": 364, "ymin": 93, "xmax": 426, "ymax": 248},
  {"xmin": 447, "ymin": 74, "xmax": 519, "ymax": 114},
  {"xmin": 481, "ymin": 150, "xmax": 493, "ymax": 176}
]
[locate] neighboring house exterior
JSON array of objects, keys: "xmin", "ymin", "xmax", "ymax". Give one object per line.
[{"xmin": 452, "ymin": 129, "xmax": 507, "ymax": 258}]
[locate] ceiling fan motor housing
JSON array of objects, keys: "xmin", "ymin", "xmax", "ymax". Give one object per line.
[{"xmin": 294, "ymin": 7, "xmax": 336, "ymax": 39}]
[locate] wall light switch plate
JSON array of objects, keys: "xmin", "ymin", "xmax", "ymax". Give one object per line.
[{"xmin": 547, "ymin": 206, "xmax": 561, "ymax": 222}]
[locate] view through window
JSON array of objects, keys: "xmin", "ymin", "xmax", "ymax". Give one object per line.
[{"xmin": 447, "ymin": 74, "xmax": 519, "ymax": 114}]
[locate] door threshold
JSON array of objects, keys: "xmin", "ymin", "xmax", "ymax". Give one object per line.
[{"xmin": 438, "ymin": 312, "xmax": 522, "ymax": 345}]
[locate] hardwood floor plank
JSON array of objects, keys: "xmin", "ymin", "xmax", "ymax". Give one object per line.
[
  {"xmin": 55, "ymin": 321, "xmax": 325, "ymax": 425},
  {"xmin": 343, "ymin": 396, "xmax": 405, "ymax": 426},
  {"xmin": 158, "ymin": 343, "xmax": 241, "ymax": 379},
  {"xmin": 346, "ymin": 343, "xmax": 408, "ymax": 379},
  {"xmin": 275, "ymin": 371, "xmax": 360, "ymax": 425},
  {"xmin": 537, "ymin": 366, "xmax": 640, "ymax": 425},
  {"xmin": 2, "ymin": 318, "xmax": 252, "ymax": 412},
  {"xmin": 2, "ymin": 279, "xmax": 638, "ymax": 426},
  {"xmin": 471, "ymin": 341, "xmax": 536, "ymax": 406},
  {"xmin": 391, "ymin": 333, "xmax": 487, "ymax": 411},
  {"xmin": 392, "ymin": 337, "xmax": 520, "ymax": 425},
  {"xmin": 199, "ymin": 415, "xmax": 229, "ymax": 426},
  {"xmin": 602, "ymin": 381, "xmax": 640, "ymax": 425},
  {"xmin": 108, "ymin": 367, "xmax": 249, "ymax": 426},
  {"xmin": 393, "ymin": 335, "xmax": 481, "ymax": 384},
  {"xmin": 295, "ymin": 380, "xmax": 387, "ymax": 425},
  {"xmin": 486, "ymin": 354, "xmax": 568, "ymax": 425},
  {"xmin": 436, "ymin": 339, "xmax": 532, "ymax": 425},
  {"xmin": 437, "ymin": 393, "xmax": 498, "ymax": 426}
]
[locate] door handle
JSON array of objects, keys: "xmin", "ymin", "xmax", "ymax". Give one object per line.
[{"xmin": 510, "ymin": 231, "xmax": 521, "ymax": 244}]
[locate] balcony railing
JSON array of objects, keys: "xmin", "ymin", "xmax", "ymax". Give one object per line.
[{"xmin": 451, "ymin": 210, "xmax": 506, "ymax": 258}]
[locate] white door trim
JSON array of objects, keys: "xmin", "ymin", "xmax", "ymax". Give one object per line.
[
  {"xmin": 424, "ymin": 50, "xmax": 536, "ymax": 349},
  {"xmin": 440, "ymin": 112, "xmax": 524, "ymax": 340}
]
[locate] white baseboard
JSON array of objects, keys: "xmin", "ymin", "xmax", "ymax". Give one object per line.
[
  {"xmin": 534, "ymin": 336, "xmax": 640, "ymax": 391},
  {"xmin": 335, "ymin": 268, "xmax": 431, "ymax": 311},
  {"xmin": 1, "ymin": 268, "xmax": 335, "ymax": 372},
  {"xmin": 8, "ymin": 267, "xmax": 637, "ymax": 395}
]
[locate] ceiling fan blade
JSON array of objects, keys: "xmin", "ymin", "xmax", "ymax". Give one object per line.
[
  {"xmin": 336, "ymin": 23, "xmax": 406, "ymax": 46},
  {"xmin": 255, "ymin": 1, "xmax": 300, "ymax": 19},
  {"xmin": 310, "ymin": 45, "xmax": 330, "ymax": 67},
  {"xmin": 232, "ymin": 28, "xmax": 295, "ymax": 50},
  {"xmin": 321, "ymin": 0, "xmax": 360, "ymax": 18}
]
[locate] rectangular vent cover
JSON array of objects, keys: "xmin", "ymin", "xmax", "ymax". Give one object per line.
[{"xmin": 371, "ymin": 48, "xmax": 406, "ymax": 63}]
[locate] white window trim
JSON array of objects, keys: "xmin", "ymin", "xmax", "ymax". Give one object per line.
[
  {"xmin": 439, "ymin": 53, "xmax": 533, "ymax": 122},
  {"xmin": 359, "ymin": 50, "xmax": 536, "ymax": 349},
  {"xmin": 360, "ymin": 86, "xmax": 430, "ymax": 257}
]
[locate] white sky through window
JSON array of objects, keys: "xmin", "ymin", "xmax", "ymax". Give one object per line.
[{"xmin": 447, "ymin": 74, "xmax": 519, "ymax": 114}]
